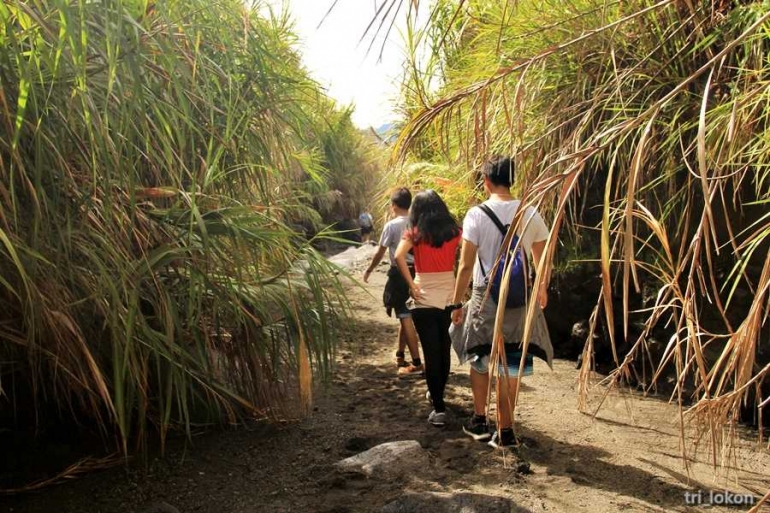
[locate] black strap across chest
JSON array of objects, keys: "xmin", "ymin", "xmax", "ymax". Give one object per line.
[
  {"xmin": 478, "ymin": 204, "xmax": 508, "ymax": 236},
  {"xmin": 477, "ymin": 204, "xmax": 509, "ymax": 278}
]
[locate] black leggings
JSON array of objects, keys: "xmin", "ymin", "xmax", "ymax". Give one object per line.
[{"xmin": 412, "ymin": 307, "xmax": 452, "ymax": 412}]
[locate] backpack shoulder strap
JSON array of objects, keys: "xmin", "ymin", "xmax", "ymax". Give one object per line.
[
  {"xmin": 476, "ymin": 204, "xmax": 512, "ymax": 279},
  {"xmin": 478, "ymin": 204, "xmax": 508, "ymax": 236}
]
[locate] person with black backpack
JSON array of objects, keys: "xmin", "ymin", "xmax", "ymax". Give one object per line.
[{"xmin": 449, "ymin": 155, "xmax": 553, "ymax": 449}]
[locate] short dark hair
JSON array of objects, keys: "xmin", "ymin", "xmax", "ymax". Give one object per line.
[
  {"xmin": 408, "ymin": 189, "xmax": 460, "ymax": 247},
  {"xmin": 390, "ymin": 187, "xmax": 411, "ymax": 210},
  {"xmin": 482, "ymin": 155, "xmax": 514, "ymax": 188}
]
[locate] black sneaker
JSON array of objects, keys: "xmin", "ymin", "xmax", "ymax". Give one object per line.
[
  {"xmin": 462, "ymin": 415, "xmax": 491, "ymax": 441},
  {"xmin": 488, "ymin": 428, "xmax": 520, "ymax": 449}
]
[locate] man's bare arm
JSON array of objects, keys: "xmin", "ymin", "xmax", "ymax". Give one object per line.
[
  {"xmin": 451, "ymin": 239, "xmax": 477, "ymax": 324},
  {"xmin": 363, "ymin": 246, "xmax": 388, "ymax": 283},
  {"xmin": 394, "ymin": 239, "xmax": 421, "ymax": 299}
]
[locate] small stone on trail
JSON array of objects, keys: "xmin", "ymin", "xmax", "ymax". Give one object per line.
[
  {"xmin": 571, "ymin": 321, "xmax": 588, "ymax": 339},
  {"xmin": 515, "ymin": 459, "xmax": 532, "ymax": 475},
  {"xmin": 335, "ymin": 440, "xmax": 428, "ymax": 478}
]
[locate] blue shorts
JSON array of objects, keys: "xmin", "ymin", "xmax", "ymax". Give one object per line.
[
  {"xmin": 393, "ymin": 304, "xmax": 412, "ymax": 319},
  {"xmin": 470, "ymin": 350, "xmax": 534, "ymax": 377}
]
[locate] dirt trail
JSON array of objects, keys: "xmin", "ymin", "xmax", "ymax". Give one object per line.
[{"xmin": 5, "ymin": 246, "xmax": 769, "ymax": 512}]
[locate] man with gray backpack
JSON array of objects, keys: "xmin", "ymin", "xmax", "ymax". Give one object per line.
[{"xmin": 449, "ymin": 155, "xmax": 554, "ymax": 449}]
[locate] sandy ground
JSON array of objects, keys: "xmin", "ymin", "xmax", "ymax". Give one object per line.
[{"xmin": 4, "ymin": 245, "xmax": 769, "ymax": 512}]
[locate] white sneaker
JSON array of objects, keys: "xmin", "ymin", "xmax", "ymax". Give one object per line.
[{"xmin": 428, "ymin": 410, "xmax": 446, "ymax": 426}]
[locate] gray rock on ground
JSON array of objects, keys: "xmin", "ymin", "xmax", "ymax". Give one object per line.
[
  {"xmin": 327, "ymin": 243, "xmax": 380, "ymax": 271},
  {"xmin": 335, "ymin": 440, "xmax": 428, "ymax": 478}
]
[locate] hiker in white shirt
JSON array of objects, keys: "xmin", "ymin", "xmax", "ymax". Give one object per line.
[{"xmin": 449, "ymin": 155, "xmax": 553, "ymax": 449}]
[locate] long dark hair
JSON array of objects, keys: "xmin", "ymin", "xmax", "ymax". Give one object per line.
[{"xmin": 408, "ymin": 190, "xmax": 461, "ymax": 247}]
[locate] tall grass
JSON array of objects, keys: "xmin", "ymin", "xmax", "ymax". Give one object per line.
[
  {"xmin": 0, "ymin": 0, "xmax": 364, "ymax": 454},
  {"xmin": 309, "ymin": 102, "xmax": 388, "ymax": 227},
  {"xmin": 387, "ymin": 0, "xmax": 769, "ymax": 464}
]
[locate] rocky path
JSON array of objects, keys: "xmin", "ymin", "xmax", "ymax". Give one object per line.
[{"xmin": 5, "ymin": 245, "xmax": 769, "ymax": 512}]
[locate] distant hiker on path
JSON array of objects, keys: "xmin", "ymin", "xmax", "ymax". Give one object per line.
[
  {"xmin": 394, "ymin": 190, "xmax": 463, "ymax": 427},
  {"xmin": 363, "ymin": 188, "xmax": 424, "ymax": 376},
  {"xmin": 450, "ymin": 155, "xmax": 554, "ymax": 449},
  {"xmin": 358, "ymin": 211, "xmax": 374, "ymax": 244}
]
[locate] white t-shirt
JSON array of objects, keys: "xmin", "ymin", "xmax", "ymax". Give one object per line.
[
  {"xmin": 462, "ymin": 199, "xmax": 549, "ymax": 285},
  {"xmin": 379, "ymin": 215, "xmax": 413, "ymax": 266}
]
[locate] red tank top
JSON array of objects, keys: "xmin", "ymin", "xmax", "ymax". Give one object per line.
[{"xmin": 404, "ymin": 229, "xmax": 462, "ymax": 273}]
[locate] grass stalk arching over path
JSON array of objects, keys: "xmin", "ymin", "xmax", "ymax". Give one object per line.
[{"xmin": 376, "ymin": 0, "xmax": 770, "ymax": 469}]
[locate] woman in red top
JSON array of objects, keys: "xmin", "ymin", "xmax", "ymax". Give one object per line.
[{"xmin": 394, "ymin": 190, "xmax": 462, "ymax": 426}]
